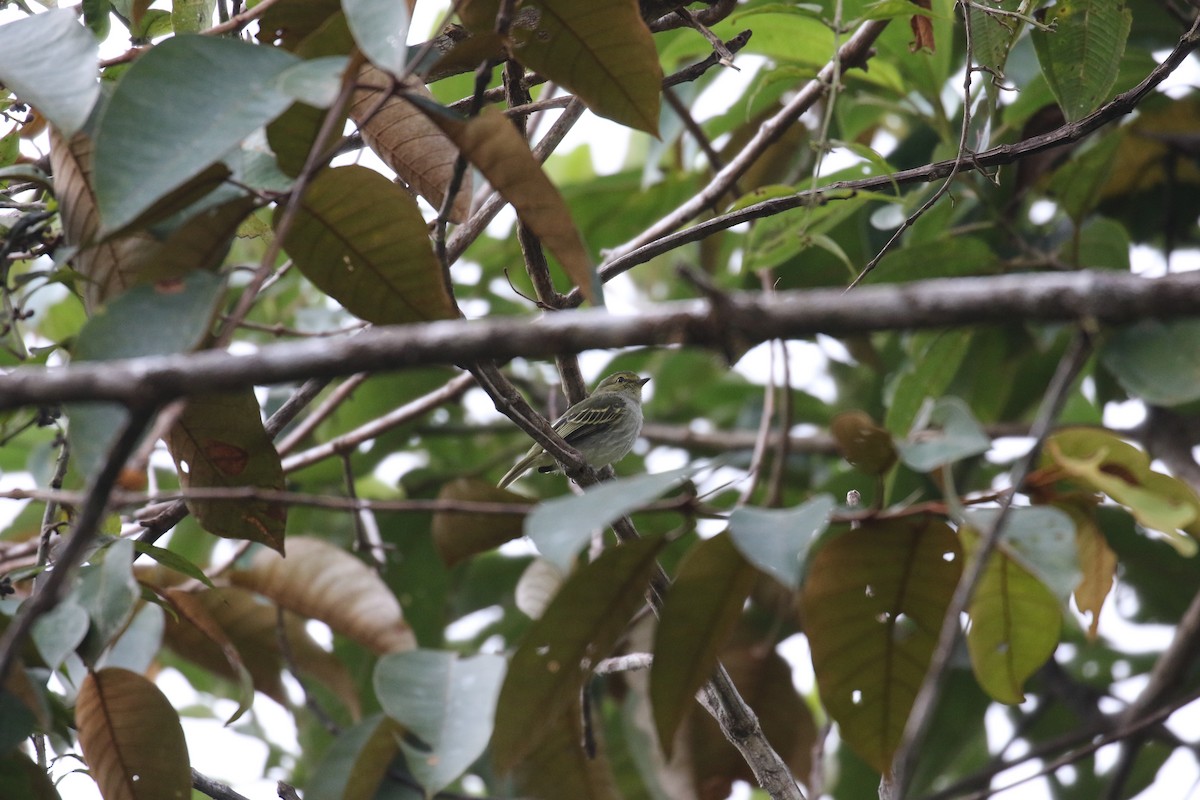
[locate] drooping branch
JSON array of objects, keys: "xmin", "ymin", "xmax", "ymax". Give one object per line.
[{"xmin": 2, "ymin": 270, "xmax": 1199, "ymax": 410}]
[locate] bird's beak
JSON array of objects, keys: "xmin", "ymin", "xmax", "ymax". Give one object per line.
[{"xmin": 637, "ymin": 377, "xmax": 650, "ymax": 387}]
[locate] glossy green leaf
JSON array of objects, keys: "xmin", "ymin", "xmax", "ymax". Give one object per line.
[
  {"xmin": 165, "ymin": 391, "xmax": 288, "ymax": 552},
  {"xmin": 375, "ymin": 650, "xmax": 506, "ymax": 794},
  {"xmin": 0, "ymin": 10, "xmax": 99, "ymax": 137},
  {"xmin": 896, "ymin": 396, "xmax": 991, "ymax": 472},
  {"xmin": 525, "ymin": 467, "xmax": 692, "ymax": 571},
  {"xmin": 93, "ymin": 36, "xmax": 299, "ymax": 233},
  {"xmin": 1031, "ymin": 0, "xmax": 1131, "ymax": 123},
  {"xmin": 726, "ymin": 494, "xmax": 834, "ymax": 590},
  {"xmin": 1102, "ymin": 319, "xmax": 1200, "ymax": 407},
  {"xmin": 279, "ymin": 165, "xmax": 455, "ymax": 325},
  {"xmin": 462, "ymin": 0, "xmax": 662, "ymax": 133},
  {"xmin": 650, "ymin": 533, "xmax": 756, "ymax": 754},
  {"xmin": 962, "ymin": 529, "xmax": 1062, "ymax": 705},
  {"xmin": 344, "ymin": 0, "xmax": 408, "ymax": 74},
  {"xmin": 964, "ymin": 506, "xmax": 1081, "ymax": 603},
  {"xmin": 800, "ymin": 517, "xmax": 962, "ymax": 774},
  {"xmin": 130, "ymin": 542, "xmax": 214, "ymax": 588},
  {"xmin": 491, "ymin": 534, "xmax": 666, "ymax": 770}
]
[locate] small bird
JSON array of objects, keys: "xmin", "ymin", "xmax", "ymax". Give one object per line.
[{"xmin": 497, "ymin": 371, "xmax": 650, "ymax": 488}]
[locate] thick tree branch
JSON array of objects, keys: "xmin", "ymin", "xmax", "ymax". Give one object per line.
[{"xmin": 2, "ymin": 271, "xmax": 1199, "ymax": 410}]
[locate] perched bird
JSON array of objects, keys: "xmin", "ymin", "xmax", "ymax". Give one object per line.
[{"xmin": 497, "ymin": 371, "xmax": 650, "ymax": 488}]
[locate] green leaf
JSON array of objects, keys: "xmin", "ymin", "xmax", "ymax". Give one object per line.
[
  {"xmin": 77, "ymin": 538, "xmax": 139, "ymax": 659},
  {"xmin": 0, "ymin": 10, "xmax": 99, "ymax": 137},
  {"xmin": 885, "ymin": 332, "xmax": 973, "ymax": 436},
  {"xmin": 462, "ymin": 0, "xmax": 662, "ymax": 133},
  {"xmin": 650, "ymin": 533, "xmax": 756, "ymax": 754},
  {"xmin": 172, "ymin": 0, "xmax": 215, "ymax": 33},
  {"xmin": 964, "ymin": 506, "xmax": 1081, "ymax": 603},
  {"xmin": 304, "ymin": 714, "xmax": 411, "ymax": 800},
  {"xmin": 343, "ymin": 0, "xmax": 408, "ymax": 74},
  {"xmin": 1031, "ymin": 0, "xmax": 1132, "ymax": 123},
  {"xmin": 165, "ymin": 391, "xmax": 288, "ymax": 552},
  {"xmin": 962, "ymin": 528, "xmax": 1062, "ymax": 705},
  {"xmin": 726, "ymin": 494, "xmax": 835, "ymax": 590},
  {"xmin": 491, "ymin": 534, "xmax": 666, "ymax": 770},
  {"xmin": 1044, "ymin": 427, "xmax": 1200, "ymax": 556},
  {"xmin": 279, "ymin": 165, "xmax": 455, "ymax": 324},
  {"xmin": 0, "ymin": 751, "xmax": 62, "ymax": 800},
  {"xmin": 896, "ymin": 396, "xmax": 990, "ymax": 472},
  {"xmin": 93, "ymin": 36, "xmax": 299, "ymax": 233},
  {"xmin": 525, "ymin": 467, "xmax": 693, "ymax": 571},
  {"xmin": 130, "ymin": 541, "xmax": 215, "ymax": 588},
  {"xmin": 1048, "ymin": 131, "xmax": 1122, "ymax": 223},
  {"xmin": 31, "ymin": 598, "xmax": 91, "ymax": 671},
  {"xmin": 276, "ymin": 56, "xmax": 349, "ymax": 108},
  {"xmin": 969, "ymin": 0, "xmax": 1023, "ymax": 79},
  {"xmin": 66, "ymin": 268, "xmax": 225, "ymax": 482},
  {"xmin": 800, "ymin": 517, "xmax": 962, "ymax": 774},
  {"xmin": 1102, "ymin": 319, "xmax": 1200, "ymax": 406},
  {"xmin": 375, "ymin": 650, "xmax": 507, "ymax": 795}
]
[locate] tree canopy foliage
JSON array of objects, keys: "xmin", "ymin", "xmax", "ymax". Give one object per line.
[{"xmin": 1, "ymin": 0, "xmax": 1200, "ymax": 798}]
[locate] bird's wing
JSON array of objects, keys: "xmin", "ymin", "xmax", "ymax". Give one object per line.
[{"xmin": 554, "ymin": 397, "xmax": 624, "ymax": 445}]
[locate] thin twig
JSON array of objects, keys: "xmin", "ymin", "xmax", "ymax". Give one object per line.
[
  {"xmin": 585, "ymin": 14, "xmax": 1200, "ymax": 296},
  {"xmin": 0, "ymin": 408, "xmax": 155, "ymax": 684},
  {"xmin": 889, "ymin": 330, "xmax": 1094, "ymax": 796},
  {"xmin": 847, "ymin": 1, "xmax": 980, "ymax": 289},
  {"xmin": 276, "ymin": 374, "xmax": 368, "ymax": 455}
]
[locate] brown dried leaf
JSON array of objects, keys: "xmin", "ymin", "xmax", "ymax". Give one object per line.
[
  {"xmin": 231, "ymin": 536, "xmax": 416, "ymax": 655},
  {"xmin": 76, "ymin": 668, "xmax": 192, "ymax": 800},
  {"xmin": 351, "ymin": 66, "xmax": 472, "ymax": 223},
  {"xmin": 165, "ymin": 392, "xmax": 287, "ymax": 553},
  {"xmin": 51, "ymin": 129, "xmax": 252, "ymax": 311},
  {"xmin": 909, "ymin": 0, "xmax": 935, "ymax": 52},
  {"xmin": 420, "ymin": 105, "xmax": 597, "ymax": 303},
  {"xmin": 161, "ymin": 586, "xmax": 361, "ymax": 717},
  {"xmin": 432, "ymin": 478, "xmax": 527, "ymax": 567},
  {"xmin": 163, "ymin": 588, "xmax": 256, "ymax": 721}
]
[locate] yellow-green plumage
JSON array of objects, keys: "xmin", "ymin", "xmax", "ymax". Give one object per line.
[{"xmin": 497, "ymin": 371, "xmax": 650, "ymax": 488}]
